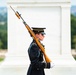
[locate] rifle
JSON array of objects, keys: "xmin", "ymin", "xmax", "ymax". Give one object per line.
[{"xmin": 10, "ymin": 6, "xmax": 51, "ymax": 63}]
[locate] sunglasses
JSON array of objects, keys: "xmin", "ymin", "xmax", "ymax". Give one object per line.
[{"xmin": 41, "ymin": 33, "xmax": 45, "ymax": 36}]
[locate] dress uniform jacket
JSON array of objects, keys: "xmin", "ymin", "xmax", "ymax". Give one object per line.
[{"xmin": 27, "ymin": 40, "xmax": 50, "ymax": 75}]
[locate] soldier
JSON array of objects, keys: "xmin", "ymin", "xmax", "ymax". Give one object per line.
[{"xmin": 27, "ymin": 27, "xmax": 54, "ymax": 75}]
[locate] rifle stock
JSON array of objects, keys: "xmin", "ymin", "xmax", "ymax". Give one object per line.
[{"xmin": 10, "ymin": 6, "xmax": 52, "ymax": 63}]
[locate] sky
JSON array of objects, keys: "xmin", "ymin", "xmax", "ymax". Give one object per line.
[
  {"xmin": 71, "ymin": 0, "xmax": 76, "ymax": 5},
  {"xmin": 0, "ymin": 0, "xmax": 6, "ymax": 7},
  {"xmin": 0, "ymin": 0, "xmax": 76, "ymax": 7}
]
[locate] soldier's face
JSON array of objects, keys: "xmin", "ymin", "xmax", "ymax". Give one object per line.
[{"xmin": 36, "ymin": 33, "xmax": 45, "ymax": 41}]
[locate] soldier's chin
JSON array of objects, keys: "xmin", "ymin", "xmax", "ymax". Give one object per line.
[{"xmin": 40, "ymin": 39, "xmax": 43, "ymax": 41}]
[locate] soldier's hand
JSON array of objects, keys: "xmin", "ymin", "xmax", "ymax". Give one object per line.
[{"xmin": 50, "ymin": 62, "xmax": 55, "ymax": 68}]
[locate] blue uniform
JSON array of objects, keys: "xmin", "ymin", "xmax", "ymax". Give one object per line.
[{"xmin": 27, "ymin": 40, "xmax": 50, "ymax": 75}]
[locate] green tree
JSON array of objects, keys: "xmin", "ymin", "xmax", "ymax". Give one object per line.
[
  {"xmin": 71, "ymin": 14, "xmax": 76, "ymax": 49},
  {"xmin": 0, "ymin": 21, "xmax": 7, "ymax": 49},
  {"xmin": 0, "ymin": 39, "xmax": 3, "ymax": 49},
  {"xmin": 0, "ymin": 30, "xmax": 7, "ymax": 49}
]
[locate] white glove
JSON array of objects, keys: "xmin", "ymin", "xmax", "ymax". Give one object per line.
[{"xmin": 51, "ymin": 62, "xmax": 55, "ymax": 68}]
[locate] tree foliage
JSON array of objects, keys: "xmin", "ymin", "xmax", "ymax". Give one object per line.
[
  {"xmin": 71, "ymin": 14, "xmax": 76, "ymax": 49},
  {"xmin": 0, "ymin": 22, "xmax": 7, "ymax": 49}
]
